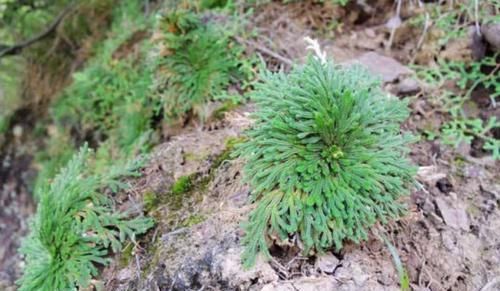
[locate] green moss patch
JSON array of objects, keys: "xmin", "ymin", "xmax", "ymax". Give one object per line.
[
  {"xmin": 172, "ymin": 175, "xmax": 194, "ymax": 195},
  {"xmin": 144, "ymin": 192, "xmax": 160, "ymax": 213},
  {"xmin": 181, "ymin": 214, "xmax": 206, "ymax": 227}
]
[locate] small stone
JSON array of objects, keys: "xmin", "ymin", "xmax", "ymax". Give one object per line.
[
  {"xmin": 351, "ymin": 264, "xmax": 370, "ymax": 286},
  {"xmin": 481, "ymin": 23, "xmax": 500, "ymax": 51},
  {"xmin": 291, "ymin": 277, "xmax": 338, "ymax": 291},
  {"xmin": 386, "ymin": 15, "xmax": 402, "ymax": 30},
  {"xmin": 219, "ymin": 248, "xmax": 278, "ymax": 285},
  {"xmin": 397, "ymin": 78, "xmax": 420, "ymax": 95},
  {"xmin": 117, "ymin": 268, "xmax": 133, "ymax": 281},
  {"xmin": 377, "ymin": 260, "xmax": 396, "ymax": 286},
  {"xmin": 470, "ymin": 26, "xmax": 487, "ymax": 59},
  {"xmin": 441, "ymin": 231, "xmax": 457, "ymax": 252},
  {"xmin": 417, "ymin": 166, "xmax": 447, "ymax": 185},
  {"xmin": 342, "ymin": 52, "xmax": 413, "ymax": 83},
  {"xmin": 12, "ymin": 125, "xmax": 22, "ymax": 138},
  {"xmin": 365, "ymin": 28, "xmax": 376, "ymax": 38},
  {"xmin": 315, "ymin": 252, "xmax": 340, "ymax": 274},
  {"xmin": 435, "ymin": 197, "xmax": 469, "ymax": 231}
]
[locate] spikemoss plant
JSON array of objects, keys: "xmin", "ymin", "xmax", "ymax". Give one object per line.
[
  {"xmin": 51, "ymin": 0, "xmax": 155, "ymax": 154},
  {"xmin": 155, "ymin": 9, "xmax": 248, "ymax": 123},
  {"xmin": 17, "ymin": 145, "xmax": 154, "ymax": 290},
  {"xmin": 236, "ymin": 58, "xmax": 416, "ymax": 267}
]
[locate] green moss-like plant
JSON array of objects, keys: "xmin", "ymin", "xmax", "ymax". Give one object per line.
[
  {"xmin": 181, "ymin": 214, "xmax": 206, "ymax": 227},
  {"xmin": 236, "ymin": 58, "xmax": 416, "ymax": 267},
  {"xmin": 172, "ymin": 175, "xmax": 194, "ymax": 195},
  {"xmin": 155, "ymin": 9, "xmax": 248, "ymax": 123},
  {"xmin": 144, "ymin": 191, "xmax": 160, "ymax": 212},
  {"xmin": 51, "ymin": 0, "xmax": 155, "ymax": 155},
  {"xmin": 17, "ymin": 145, "xmax": 154, "ymax": 290}
]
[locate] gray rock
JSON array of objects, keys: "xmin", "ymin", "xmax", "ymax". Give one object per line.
[
  {"xmin": 481, "ymin": 23, "xmax": 500, "ymax": 51},
  {"xmin": 315, "ymin": 252, "xmax": 340, "ymax": 274},
  {"xmin": 342, "ymin": 52, "xmax": 413, "ymax": 83},
  {"xmin": 397, "ymin": 78, "xmax": 421, "ymax": 95},
  {"xmin": 435, "ymin": 197, "xmax": 469, "ymax": 231}
]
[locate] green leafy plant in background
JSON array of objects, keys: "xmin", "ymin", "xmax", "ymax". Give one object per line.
[
  {"xmin": 18, "ymin": 145, "xmax": 154, "ymax": 290},
  {"xmin": 415, "ymin": 54, "xmax": 500, "ymax": 159},
  {"xmin": 155, "ymin": 9, "xmax": 251, "ymax": 124},
  {"xmin": 17, "ymin": 2, "xmax": 157, "ymax": 289},
  {"xmin": 236, "ymin": 58, "xmax": 416, "ymax": 267},
  {"xmin": 32, "ymin": 0, "xmax": 156, "ymax": 200},
  {"xmin": 408, "ymin": 0, "xmax": 499, "ymax": 46},
  {"xmin": 442, "ymin": 118, "xmax": 499, "ymax": 159},
  {"xmin": 53, "ymin": 58, "xmax": 155, "ymax": 150},
  {"xmin": 0, "ymin": 55, "xmax": 24, "ymax": 135},
  {"xmin": 0, "ymin": 0, "xmax": 71, "ymax": 38},
  {"xmin": 0, "ymin": 0, "xmax": 72, "ymax": 136}
]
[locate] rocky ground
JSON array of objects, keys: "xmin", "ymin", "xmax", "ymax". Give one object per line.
[
  {"xmin": 1, "ymin": 1, "xmax": 499, "ymax": 290},
  {"xmin": 101, "ymin": 85, "xmax": 500, "ymax": 290},
  {"xmin": 0, "ymin": 138, "xmax": 36, "ymax": 290}
]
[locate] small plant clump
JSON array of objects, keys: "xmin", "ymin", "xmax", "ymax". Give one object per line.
[
  {"xmin": 155, "ymin": 9, "xmax": 249, "ymax": 123},
  {"xmin": 52, "ymin": 42, "xmax": 155, "ymax": 153},
  {"xmin": 236, "ymin": 57, "xmax": 416, "ymax": 267},
  {"xmin": 172, "ymin": 175, "xmax": 194, "ymax": 195},
  {"xmin": 415, "ymin": 54, "xmax": 500, "ymax": 159},
  {"xmin": 17, "ymin": 145, "xmax": 154, "ymax": 290}
]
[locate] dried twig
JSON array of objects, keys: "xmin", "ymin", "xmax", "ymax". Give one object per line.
[
  {"xmin": 235, "ymin": 36, "xmax": 293, "ymax": 67},
  {"xmin": 474, "ymin": 0, "xmax": 481, "ymax": 36},
  {"xmin": 0, "ymin": 2, "xmax": 78, "ymax": 58},
  {"xmin": 386, "ymin": 0, "xmax": 403, "ymax": 50},
  {"xmin": 411, "ymin": 12, "xmax": 430, "ymax": 64}
]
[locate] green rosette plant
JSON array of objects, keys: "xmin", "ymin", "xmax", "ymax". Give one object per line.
[{"xmin": 236, "ymin": 57, "xmax": 416, "ymax": 267}]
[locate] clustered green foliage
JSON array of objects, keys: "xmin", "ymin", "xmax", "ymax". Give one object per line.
[
  {"xmin": 17, "ymin": 2, "xmax": 157, "ymax": 289},
  {"xmin": 52, "ymin": 0, "xmax": 155, "ymax": 152},
  {"xmin": 0, "ymin": 0, "xmax": 71, "ymax": 38},
  {"xmin": 409, "ymin": 0, "xmax": 499, "ymax": 46},
  {"xmin": 172, "ymin": 175, "xmax": 194, "ymax": 195},
  {"xmin": 34, "ymin": 0, "xmax": 155, "ymax": 194},
  {"xmin": 415, "ymin": 54, "xmax": 500, "ymax": 159},
  {"xmin": 18, "ymin": 145, "xmax": 154, "ymax": 290},
  {"xmin": 0, "ymin": 0, "xmax": 115, "ymax": 137},
  {"xmin": 0, "ymin": 55, "xmax": 23, "ymax": 134},
  {"xmin": 236, "ymin": 58, "xmax": 415, "ymax": 267},
  {"xmin": 155, "ymin": 9, "xmax": 250, "ymax": 123},
  {"xmin": 54, "ymin": 58, "xmax": 155, "ymax": 150},
  {"xmin": 0, "ymin": 0, "xmax": 116, "ymax": 45}
]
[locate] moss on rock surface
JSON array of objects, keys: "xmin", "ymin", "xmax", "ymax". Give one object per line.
[{"xmin": 172, "ymin": 175, "xmax": 194, "ymax": 195}]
